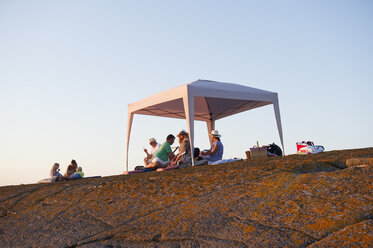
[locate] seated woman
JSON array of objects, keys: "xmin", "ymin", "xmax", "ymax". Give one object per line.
[
  {"xmin": 200, "ymin": 130, "xmax": 224, "ymax": 162},
  {"xmin": 171, "ymin": 130, "xmax": 191, "ymax": 166},
  {"xmin": 64, "ymin": 159, "xmax": 78, "ymax": 177},
  {"xmin": 50, "ymin": 163, "xmax": 63, "ymax": 182},
  {"xmin": 146, "ymin": 134, "xmax": 175, "ymax": 169},
  {"xmin": 69, "ymin": 167, "xmax": 84, "ymax": 180}
]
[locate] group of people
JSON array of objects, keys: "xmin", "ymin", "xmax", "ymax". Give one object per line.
[
  {"xmin": 50, "ymin": 159, "xmax": 84, "ymax": 182},
  {"xmin": 142, "ymin": 129, "xmax": 224, "ymax": 169}
]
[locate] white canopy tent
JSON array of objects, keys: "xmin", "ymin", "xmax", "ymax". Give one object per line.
[{"xmin": 126, "ymin": 79, "xmax": 284, "ymax": 171}]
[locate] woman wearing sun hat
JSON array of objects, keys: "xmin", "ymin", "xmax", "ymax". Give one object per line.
[{"xmin": 200, "ymin": 130, "xmax": 224, "ymax": 162}]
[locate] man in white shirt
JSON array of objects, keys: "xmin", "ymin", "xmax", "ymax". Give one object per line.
[{"xmin": 144, "ymin": 138, "xmax": 161, "ymax": 166}]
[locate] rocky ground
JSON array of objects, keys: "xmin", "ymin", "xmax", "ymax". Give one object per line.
[{"xmin": 0, "ymin": 148, "xmax": 372, "ymax": 247}]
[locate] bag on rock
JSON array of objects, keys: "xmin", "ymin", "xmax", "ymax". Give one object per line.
[
  {"xmin": 267, "ymin": 143, "xmax": 283, "ymax": 156},
  {"xmin": 298, "ymin": 145, "xmax": 325, "ymax": 155}
]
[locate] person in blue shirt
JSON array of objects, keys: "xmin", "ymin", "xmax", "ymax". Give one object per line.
[
  {"xmin": 69, "ymin": 167, "xmax": 84, "ymax": 179},
  {"xmin": 200, "ymin": 130, "xmax": 224, "ymax": 162}
]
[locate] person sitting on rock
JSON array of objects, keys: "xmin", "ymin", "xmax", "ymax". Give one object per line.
[
  {"xmin": 69, "ymin": 167, "xmax": 84, "ymax": 180},
  {"xmin": 64, "ymin": 159, "xmax": 78, "ymax": 177},
  {"xmin": 50, "ymin": 163, "xmax": 63, "ymax": 182},
  {"xmin": 146, "ymin": 134, "xmax": 175, "ymax": 169},
  {"xmin": 200, "ymin": 130, "xmax": 224, "ymax": 162},
  {"xmin": 143, "ymin": 138, "xmax": 161, "ymax": 166},
  {"xmin": 171, "ymin": 130, "xmax": 191, "ymax": 166}
]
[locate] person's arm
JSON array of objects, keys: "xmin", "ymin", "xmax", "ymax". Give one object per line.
[
  {"xmin": 184, "ymin": 140, "xmax": 191, "ymax": 156},
  {"xmin": 173, "ymin": 152, "xmax": 183, "ymax": 162},
  {"xmin": 168, "ymin": 148, "xmax": 176, "ymax": 160},
  {"xmin": 202, "ymin": 142, "xmax": 219, "ymax": 155},
  {"xmin": 168, "ymin": 151, "xmax": 175, "ymax": 160},
  {"xmin": 144, "ymin": 147, "xmax": 150, "ymax": 156},
  {"xmin": 146, "ymin": 151, "xmax": 153, "ymax": 159},
  {"xmin": 50, "ymin": 170, "xmax": 57, "ymax": 180},
  {"xmin": 209, "ymin": 143, "xmax": 219, "ymax": 155},
  {"xmin": 200, "ymin": 148, "xmax": 210, "ymax": 156},
  {"xmin": 64, "ymin": 167, "xmax": 70, "ymax": 176}
]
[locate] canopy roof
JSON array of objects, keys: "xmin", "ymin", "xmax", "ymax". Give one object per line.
[{"xmin": 126, "ymin": 79, "xmax": 284, "ymax": 170}]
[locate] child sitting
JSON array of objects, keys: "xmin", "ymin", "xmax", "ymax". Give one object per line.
[{"xmin": 69, "ymin": 167, "xmax": 84, "ymax": 180}]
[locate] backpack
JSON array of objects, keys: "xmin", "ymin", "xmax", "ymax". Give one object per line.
[
  {"xmin": 267, "ymin": 143, "xmax": 283, "ymax": 156},
  {"xmin": 193, "ymin": 147, "xmax": 200, "ymax": 158}
]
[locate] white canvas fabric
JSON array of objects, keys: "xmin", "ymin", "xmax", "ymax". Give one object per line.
[{"xmin": 126, "ymin": 79, "xmax": 284, "ymax": 171}]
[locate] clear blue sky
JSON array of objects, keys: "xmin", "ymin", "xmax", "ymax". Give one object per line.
[{"xmin": 1, "ymin": 0, "xmax": 372, "ymax": 186}]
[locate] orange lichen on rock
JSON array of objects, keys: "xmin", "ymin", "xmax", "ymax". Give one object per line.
[{"xmin": 309, "ymin": 219, "xmax": 373, "ymax": 247}]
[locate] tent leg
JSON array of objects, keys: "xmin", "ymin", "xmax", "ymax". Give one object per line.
[
  {"xmin": 206, "ymin": 120, "xmax": 215, "ymax": 146},
  {"xmin": 273, "ymin": 100, "xmax": 285, "ymax": 155},
  {"xmin": 126, "ymin": 113, "xmax": 134, "ymax": 172},
  {"xmin": 183, "ymin": 92, "xmax": 195, "ymax": 166}
]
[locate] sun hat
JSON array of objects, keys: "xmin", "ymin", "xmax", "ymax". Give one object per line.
[
  {"xmin": 177, "ymin": 129, "xmax": 188, "ymax": 137},
  {"xmin": 149, "ymin": 138, "xmax": 156, "ymax": 144},
  {"xmin": 209, "ymin": 130, "xmax": 221, "ymax": 137}
]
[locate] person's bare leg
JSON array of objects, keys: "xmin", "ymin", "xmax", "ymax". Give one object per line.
[
  {"xmin": 146, "ymin": 161, "xmax": 160, "ymax": 169},
  {"xmin": 144, "ymin": 158, "xmax": 148, "ymax": 166},
  {"xmin": 56, "ymin": 176, "xmax": 68, "ymax": 181}
]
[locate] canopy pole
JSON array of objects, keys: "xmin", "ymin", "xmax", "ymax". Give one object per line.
[
  {"xmin": 183, "ymin": 87, "xmax": 195, "ymax": 166},
  {"xmin": 206, "ymin": 119, "xmax": 215, "ymax": 146},
  {"xmin": 273, "ymin": 98, "xmax": 285, "ymax": 155},
  {"xmin": 125, "ymin": 112, "xmax": 134, "ymax": 171}
]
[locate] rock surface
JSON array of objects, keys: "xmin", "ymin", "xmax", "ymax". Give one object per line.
[
  {"xmin": 345, "ymin": 157, "xmax": 373, "ymax": 167},
  {"xmin": 0, "ymin": 148, "xmax": 372, "ymax": 247}
]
